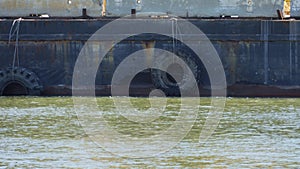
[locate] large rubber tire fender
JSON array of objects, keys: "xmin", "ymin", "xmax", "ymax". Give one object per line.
[
  {"xmin": 0, "ymin": 67, "xmax": 43, "ymax": 96},
  {"xmin": 151, "ymin": 52, "xmax": 200, "ymax": 96}
]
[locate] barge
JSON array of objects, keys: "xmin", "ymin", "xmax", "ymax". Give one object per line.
[{"xmin": 0, "ymin": 0, "xmax": 300, "ymax": 97}]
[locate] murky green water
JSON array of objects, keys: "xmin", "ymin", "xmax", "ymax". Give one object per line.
[{"xmin": 0, "ymin": 97, "xmax": 299, "ymax": 168}]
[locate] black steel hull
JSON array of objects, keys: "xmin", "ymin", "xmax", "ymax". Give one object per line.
[{"xmin": 0, "ymin": 18, "xmax": 300, "ymax": 97}]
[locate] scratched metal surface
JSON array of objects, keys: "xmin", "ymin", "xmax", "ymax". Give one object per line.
[{"xmin": 1, "ymin": 0, "xmax": 300, "ymax": 17}]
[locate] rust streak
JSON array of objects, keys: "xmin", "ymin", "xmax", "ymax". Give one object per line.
[{"xmin": 141, "ymin": 41, "xmax": 156, "ymax": 67}]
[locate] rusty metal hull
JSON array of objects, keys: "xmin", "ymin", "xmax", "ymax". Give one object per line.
[{"xmin": 0, "ymin": 18, "xmax": 300, "ymax": 97}]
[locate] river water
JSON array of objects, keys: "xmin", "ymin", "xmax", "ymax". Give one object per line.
[{"xmin": 0, "ymin": 97, "xmax": 299, "ymax": 168}]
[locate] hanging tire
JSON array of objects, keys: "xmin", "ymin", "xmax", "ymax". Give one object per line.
[
  {"xmin": 0, "ymin": 67, "xmax": 43, "ymax": 96},
  {"xmin": 151, "ymin": 52, "xmax": 200, "ymax": 96}
]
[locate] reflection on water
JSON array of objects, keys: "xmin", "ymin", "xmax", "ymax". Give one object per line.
[{"xmin": 0, "ymin": 97, "xmax": 299, "ymax": 168}]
